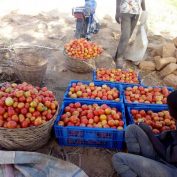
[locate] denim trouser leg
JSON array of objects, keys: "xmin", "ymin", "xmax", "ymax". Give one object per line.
[
  {"xmin": 125, "ymin": 124, "xmax": 158, "ymax": 159},
  {"xmin": 112, "ymin": 153, "xmax": 176, "ymax": 177}
]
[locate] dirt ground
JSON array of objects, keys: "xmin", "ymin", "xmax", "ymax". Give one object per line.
[
  {"xmin": 0, "ymin": 12, "xmax": 120, "ymax": 177},
  {"xmin": 0, "ymin": 1, "xmax": 176, "ymax": 176}
]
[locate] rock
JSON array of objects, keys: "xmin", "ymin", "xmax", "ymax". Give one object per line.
[
  {"xmin": 95, "ymin": 52, "xmax": 116, "ymax": 69},
  {"xmin": 149, "ymin": 42, "xmax": 176, "ymax": 58},
  {"xmin": 153, "ymin": 56, "xmax": 161, "ymax": 64},
  {"xmin": 173, "ymin": 37, "xmax": 177, "ymax": 48},
  {"xmin": 173, "ymin": 70, "xmax": 177, "ymax": 75},
  {"xmin": 162, "ymin": 43, "xmax": 176, "ymax": 57},
  {"xmin": 35, "ymin": 22, "xmax": 48, "ymax": 33},
  {"xmin": 160, "ymin": 63, "xmax": 177, "ymax": 77},
  {"xmin": 150, "ymin": 46, "xmax": 163, "ymax": 57},
  {"xmin": 100, "ymin": 20, "xmax": 108, "ymax": 28},
  {"xmin": 175, "ymin": 49, "xmax": 177, "ymax": 58},
  {"xmin": 112, "ymin": 32, "xmax": 120, "ymax": 40},
  {"xmin": 164, "ymin": 74, "xmax": 177, "ymax": 88},
  {"xmin": 154, "ymin": 56, "xmax": 161, "ymax": 60},
  {"xmin": 139, "ymin": 61, "xmax": 156, "ymax": 71},
  {"xmin": 154, "ymin": 57, "xmax": 176, "ymax": 70}
]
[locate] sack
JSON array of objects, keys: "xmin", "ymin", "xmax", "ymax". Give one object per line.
[
  {"xmin": 0, "ymin": 151, "xmax": 88, "ymax": 177},
  {"xmin": 124, "ymin": 11, "xmax": 148, "ymax": 62}
]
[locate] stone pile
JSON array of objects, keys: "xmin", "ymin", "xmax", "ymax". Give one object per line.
[{"xmin": 139, "ymin": 37, "xmax": 177, "ymax": 88}]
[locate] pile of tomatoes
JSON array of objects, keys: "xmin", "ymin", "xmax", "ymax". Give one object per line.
[
  {"xmin": 68, "ymin": 82, "xmax": 120, "ymax": 101},
  {"xmin": 58, "ymin": 102, "xmax": 124, "ymax": 130},
  {"xmin": 96, "ymin": 68, "xmax": 139, "ymax": 84},
  {"xmin": 64, "ymin": 38, "xmax": 103, "ymax": 60},
  {"xmin": 131, "ymin": 109, "xmax": 176, "ymax": 134},
  {"xmin": 0, "ymin": 82, "xmax": 58, "ymax": 129}
]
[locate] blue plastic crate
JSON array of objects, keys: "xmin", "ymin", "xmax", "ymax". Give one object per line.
[
  {"xmin": 54, "ymin": 100, "xmax": 126, "ymax": 150},
  {"xmin": 93, "ymin": 70, "xmax": 142, "ymax": 86},
  {"xmin": 123, "ymin": 85, "xmax": 174, "ymax": 107},
  {"xmin": 126, "ymin": 105, "xmax": 169, "ymax": 125},
  {"xmin": 57, "ymin": 138, "xmax": 125, "ymax": 150},
  {"xmin": 64, "ymin": 80, "xmax": 123, "ymax": 103}
]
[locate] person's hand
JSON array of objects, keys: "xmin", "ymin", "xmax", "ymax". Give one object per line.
[
  {"xmin": 115, "ymin": 13, "xmax": 121, "ymax": 24},
  {"xmin": 139, "ymin": 123, "xmax": 153, "ymax": 135},
  {"xmin": 139, "ymin": 123, "xmax": 166, "ymax": 158}
]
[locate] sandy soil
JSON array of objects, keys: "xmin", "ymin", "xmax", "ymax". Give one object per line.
[{"xmin": 0, "ymin": 0, "xmax": 176, "ymax": 177}]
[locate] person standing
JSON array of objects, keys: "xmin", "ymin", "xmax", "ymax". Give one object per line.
[{"xmin": 114, "ymin": 0, "xmax": 146, "ymax": 68}]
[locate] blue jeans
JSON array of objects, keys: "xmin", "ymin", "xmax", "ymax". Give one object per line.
[{"xmin": 112, "ymin": 125, "xmax": 177, "ymax": 177}]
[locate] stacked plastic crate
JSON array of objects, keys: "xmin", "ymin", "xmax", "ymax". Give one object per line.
[{"xmin": 54, "ymin": 69, "xmax": 174, "ymax": 150}]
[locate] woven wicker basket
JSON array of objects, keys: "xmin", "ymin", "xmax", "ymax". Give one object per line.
[
  {"xmin": 0, "ymin": 109, "xmax": 58, "ymax": 151},
  {"xmin": 12, "ymin": 48, "xmax": 48, "ymax": 86},
  {"xmin": 64, "ymin": 50, "xmax": 96, "ymax": 73}
]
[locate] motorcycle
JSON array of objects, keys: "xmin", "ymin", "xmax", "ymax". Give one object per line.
[{"xmin": 72, "ymin": 6, "xmax": 100, "ymax": 40}]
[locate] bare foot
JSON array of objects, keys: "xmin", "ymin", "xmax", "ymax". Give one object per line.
[{"xmin": 116, "ymin": 57, "xmax": 126, "ymax": 69}]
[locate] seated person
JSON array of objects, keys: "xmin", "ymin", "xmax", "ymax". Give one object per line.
[{"xmin": 112, "ymin": 90, "xmax": 177, "ymax": 177}]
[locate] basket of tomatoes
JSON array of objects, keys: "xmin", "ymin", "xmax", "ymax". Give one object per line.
[
  {"xmin": 0, "ymin": 82, "xmax": 59, "ymax": 150},
  {"xmin": 64, "ymin": 38, "xmax": 103, "ymax": 73}
]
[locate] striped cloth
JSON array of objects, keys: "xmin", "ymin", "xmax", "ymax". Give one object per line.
[
  {"xmin": 0, "ymin": 151, "xmax": 88, "ymax": 177},
  {"xmin": 120, "ymin": 0, "xmax": 142, "ymax": 14}
]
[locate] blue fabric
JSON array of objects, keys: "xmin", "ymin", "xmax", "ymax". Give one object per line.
[
  {"xmin": 85, "ymin": 0, "xmax": 97, "ymax": 14},
  {"xmin": 112, "ymin": 125, "xmax": 177, "ymax": 177},
  {"xmin": 112, "ymin": 153, "xmax": 177, "ymax": 177}
]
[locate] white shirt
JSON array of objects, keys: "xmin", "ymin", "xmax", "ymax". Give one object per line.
[{"xmin": 120, "ymin": 0, "xmax": 142, "ymax": 14}]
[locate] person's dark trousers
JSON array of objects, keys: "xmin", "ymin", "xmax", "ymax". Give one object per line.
[
  {"xmin": 115, "ymin": 13, "xmax": 139, "ymax": 60},
  {"xmin": 112, "ymin": 125, "xmax": 177, "ymax": 177}
]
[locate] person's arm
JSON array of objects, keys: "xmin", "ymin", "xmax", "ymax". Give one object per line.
[
  {"xmin": 141, "ymin": 0, "xmax": 146, "ymax": 11},
  {"xmin": 140, "ymin": 123, "xmax": 177, "ymax": 163},
  {"xmin": 139, "ymin": 123, "xmax": 166, "ymax": 158},
  {"xmin": 115, "ymin": 0, "xmax": 121, "ymax": 24}
]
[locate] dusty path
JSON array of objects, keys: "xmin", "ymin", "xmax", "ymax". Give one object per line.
[
  {"xmin": 0, "ymin": 10, "xmax": 122, "ymax": 177},
  {"xmin": 0, "ymin": 0, "xmax": 176, "ymax": 37}
]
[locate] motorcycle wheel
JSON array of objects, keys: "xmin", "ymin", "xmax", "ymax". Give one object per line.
[
  {"xmin": 75, "ymin": 19, "xmax": 85, "ymax": 39},
  {"xmin": 93, "ymin": 22, "xmax": 100, "ymax": 34}
]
